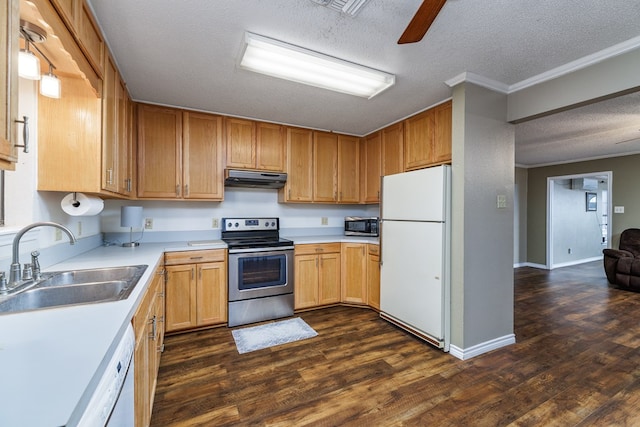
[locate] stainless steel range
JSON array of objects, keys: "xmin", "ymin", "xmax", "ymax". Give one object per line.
[{"xmin": 222, "ymin": 217, "xmax": 294, "ymax": 327}]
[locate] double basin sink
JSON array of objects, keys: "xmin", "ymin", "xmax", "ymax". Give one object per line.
[{"xmin": 0, "ymin": 265, "xmax": 147, "ymax": 315}]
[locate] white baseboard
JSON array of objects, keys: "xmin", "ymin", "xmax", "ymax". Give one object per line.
[
  {"xmin": 515, "ymin": 262, "xmax": 548, "ymax": 269},
  {"xmin": 551, "ymin": 256, "xmax": 603, "ymax": 269},
  {"xmin": 449, "ymin": 334, "xmax": 516, "ymax": 360}
]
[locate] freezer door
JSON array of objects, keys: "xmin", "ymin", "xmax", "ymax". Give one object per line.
[
  {"xmin": 380, "ymin": 220, "xmax": 445, "ymax": 340},
  {"xmin": 381, "ymin": 165, "xmax": 448, "ymax": 222}
]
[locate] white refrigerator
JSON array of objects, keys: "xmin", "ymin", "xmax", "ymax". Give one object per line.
[{"xmin": 380, "ymin": 165, "xmax": 451, "ymax": 351}]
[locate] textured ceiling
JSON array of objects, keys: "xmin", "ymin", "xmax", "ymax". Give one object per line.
[{"xmin": 85, "ymin": 0, "xmax": 640, "ymax": 167}]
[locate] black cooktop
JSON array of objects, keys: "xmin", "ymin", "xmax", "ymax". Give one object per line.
[{"xmin": 221, "ymin": 217, "xmax": 292, "ymax": 249}]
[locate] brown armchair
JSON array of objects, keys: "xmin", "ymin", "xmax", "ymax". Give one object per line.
[{"xmin": 603, "ymin": 228, "xmax": 640, "ymax": 290}]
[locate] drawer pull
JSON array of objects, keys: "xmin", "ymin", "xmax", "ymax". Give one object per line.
[{"xmin": 190, "ymin": 256, "xmax": 204, "ymax": 260}]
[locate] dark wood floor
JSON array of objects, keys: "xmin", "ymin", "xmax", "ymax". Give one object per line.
[{"xmin": 151, "ymin": 261, "xmax": 640, "ymax": 426}]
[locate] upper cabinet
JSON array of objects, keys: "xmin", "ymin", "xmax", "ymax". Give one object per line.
[
  {"xmin": 313, "ymin": 131, "xmax": 338, "ymax": 202},
  {"xmin": 362, "ymin": 132, "xmax": 381, "ymax": 204},
  {"xmin": 137, "ymin": 104, "xmax": 224, "ymax": 200},
  {"xmin": 225, "ymin": 117, "xmax": 284, "ymax": 172},
  {"xmin": 403, "ymin": 101, "xmax": 452, "ymax": 171},
  {"xmin": 281, "ymin": 127, "xmax": 313, "ymax": 203},
  {"xmin": 337, "ymin": 134, "xmax": 360, "ymax": 203},
  {"xmin": 0, "ymin": 0, "xmax": 19, "ymax": 170},
  {"xmin": 49, "ymin": 0, "xmax": 104, "ymax": 77},
  {"xmin": 381, "ymin": 122, "xmax": 404, "ymax": 176}
]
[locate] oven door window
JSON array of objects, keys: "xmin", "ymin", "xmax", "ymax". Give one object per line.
[{"xmin": 238, "ymin": 254, "xmax": 287, "ymax": 290}]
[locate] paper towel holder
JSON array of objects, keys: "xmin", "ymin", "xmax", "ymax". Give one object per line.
[{"xmin": 121, "ymin": 206, "xmax": 143, "ymax": 247}]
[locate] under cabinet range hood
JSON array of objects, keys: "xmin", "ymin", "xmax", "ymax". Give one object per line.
[{"xmin": 224, "ymin": 169, "xmax": 287, "ymax": 189}]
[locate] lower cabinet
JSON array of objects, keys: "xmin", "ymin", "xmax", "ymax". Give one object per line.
[
  {"xmin": 367, "ymin": 244, "xmax": 380, "ymax": 310},
  {"xmin": 341, "ymin": 243, "xmax": 368, "ymax": 304},
  {"xmin": 164, "ymin": 249, "xmax": 227, "ymax": 332},
  {"xmin": 133, "ymin": 265, "xmax": 165, "ymax": 427},
  {"xmin": 294, "ymin": 243, "xmax": 341, "ymax": 309}
]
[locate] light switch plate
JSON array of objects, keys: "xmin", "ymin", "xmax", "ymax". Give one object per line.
[{"xmin": 614, "ymin": 206, "xmax": 625, "ymax": 214}]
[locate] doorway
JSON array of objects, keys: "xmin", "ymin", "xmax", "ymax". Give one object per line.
[{"xmin": 546, "ymin": 171, "xmax": 612, "ymax": 269}]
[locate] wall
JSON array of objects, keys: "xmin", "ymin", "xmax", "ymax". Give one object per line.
[
  {"xmin": 527, "ymin": 154, "xmax": 640, "ymax": 265},
  {"xmin": 450, "ymin": 82, "xmax": 515, "ymax": 358},
  {"xmin": 101, "ymin": 188, "xmax": 377, "ymax": 243}
]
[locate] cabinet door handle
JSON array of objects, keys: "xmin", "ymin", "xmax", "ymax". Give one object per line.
[
  {"xmin": 14, "ymin": 116, "xmax": 29, "ymax": 153},
  {"xmin": 185, "ymin": 184, "xmax": 189, "ymax": 196},
  {"xmin": 176, "ymin": 184, "xmax": 181, "ymax": 196},
  {"xmin": 149, "ymin": 315, "xmax": 157, "ymax": 340},
  {"xmin": 199, "ymin": 267, "xmax": 202, "ymax": 280},
  {"xmin": 191, "ymin": 267, "xmax": 195, "ymax": 280}
]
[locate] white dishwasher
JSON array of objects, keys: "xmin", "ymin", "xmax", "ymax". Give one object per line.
[{"xmin": 74, "ymin": 323, "xmax": 135, "ymax": 426}]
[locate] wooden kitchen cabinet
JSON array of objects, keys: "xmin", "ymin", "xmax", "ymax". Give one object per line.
[
  {"xmin": 341, "ymin": 243, "xmax": 368, "ymax": 305},
  {"xmin": 337, "ymin": 134, "xmax": 360, "ymax": 203},
  {"xmin": 49, "ymin": 0, "xmax": 104, "ymax": 77},
  {"xmin": 134, "ymin": 265, "xmax": 165, "ymax": 427},
  {"xmin": 381, "ymin": 122, "xmax": 404, "ymax": 176},
  {"xmin": 0, "ymin": 0, "xmax": 19, "ymax": 170},
  {"xmin": 137, "ymin": 105, "xmax": 224, "ymax": 200},
  {"xmin": 403, "ymin": 101, "xmax": 452, "ymax": 171},
  {"xmin": 225, "ymin": 117, "xmax": 285, "ymax": 171},
  {"xmin": 367, "ymin": 244, "xmax": 380, "ymax": 310},
  {"xmin": 164, "ymin": 249, "xmax": 227, "ymax": 332},
  {"xmin": 313, "ymin": 131, "xmax": 338, "ymax": 202},
  {"xmin": 294, "ymin": 243, "xmax": 341, "ymax": 309},
  {"xmin": 137, "ymin": 104, "xmax": 182, "ymax": 198},
  {"xmin": 183, "ymin": 111, "xmax": 224, "ymax": 199},
  {"xmin": 102, "ymin": 51, "xmax": 134, "ymax": 195},
  {"xmin": 363, "ymin": 132, "xmax": 381, "ymax": 203},
  {"xmin": 281, "ymin": 126, "xmax": 313, "ymax": 202}
]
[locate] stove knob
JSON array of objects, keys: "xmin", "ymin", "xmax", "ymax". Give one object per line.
[
  {"xmin": 271, "ymin": 221, "xmax": 276, "ymax": 227},
  {"xmin": 234, "ymin": 222, "xmax": 239, "ymax": 228},
  {"xmin": 227, "ymin": 222, "xmax": 232, "ymax": 229}
]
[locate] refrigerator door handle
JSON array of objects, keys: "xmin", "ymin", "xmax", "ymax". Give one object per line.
[{"xmin": 379, "ymin": 174, "xmax": 384, "ymax": 266}]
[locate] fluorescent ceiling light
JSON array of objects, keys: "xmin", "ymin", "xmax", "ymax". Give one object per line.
[{"xmin": 240, "ymin": 32, "xmax": 395, "ymax": 99}]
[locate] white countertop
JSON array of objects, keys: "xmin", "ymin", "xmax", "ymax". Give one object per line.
[{"xmin": 0, "ymin": 235, "xmax": 374, "ymax": 426}]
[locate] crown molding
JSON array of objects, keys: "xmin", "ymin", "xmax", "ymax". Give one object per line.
[{"xmin": 445, "ymin": 35, "xmax": 640, "ymax": 96}]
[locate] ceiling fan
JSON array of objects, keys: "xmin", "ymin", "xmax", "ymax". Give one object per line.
[{"xmin": 398, "ymin": 0, "xmax": 448, "ymax": 44}]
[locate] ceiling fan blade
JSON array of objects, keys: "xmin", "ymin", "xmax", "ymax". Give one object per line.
[{"xmin": 398, "ymin": 0, "xmax": 447, "ymax": 44}]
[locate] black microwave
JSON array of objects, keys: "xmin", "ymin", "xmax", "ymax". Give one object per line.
[{"xmin": 344, "ymin": 217, "xmax": 379, "ymax": 237}]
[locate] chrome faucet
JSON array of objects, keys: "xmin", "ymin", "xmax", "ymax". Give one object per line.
[{"xmin": 9, "ymin": 222, "xmax": 77, "ymax": 287}]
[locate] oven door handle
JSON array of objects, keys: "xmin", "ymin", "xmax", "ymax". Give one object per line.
[{"xmin": 228, "ymin": 246, "xmax": 295, "ymax": 254}]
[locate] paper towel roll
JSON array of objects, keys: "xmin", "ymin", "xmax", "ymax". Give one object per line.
[{"xmin": 61, "ymin": 193, "xmax": 104, "ymax": 216}]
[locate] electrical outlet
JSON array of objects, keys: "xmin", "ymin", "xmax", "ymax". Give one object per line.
[
  {"xmin": 55, "ymin": 228, "xmax": 62, "ymax": 241},
  {"xmin": 77, "ymin": 221, "xmax": 82, "ymax": 236},
  {"xmin": 321, "ymin": 217, "xmax": 328, "ymax": 225},
  {"xmin": 145, "ymin": 218, "xmax": 153, "ymax": 229},
  {"xmin": 212, "ymin": 218, "xmax": 219, "ymax": 228}
]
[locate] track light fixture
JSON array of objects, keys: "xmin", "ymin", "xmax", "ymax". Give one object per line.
[{"xmin": 18, "ymin": 20, "xmax": 61, "ymax": 98}]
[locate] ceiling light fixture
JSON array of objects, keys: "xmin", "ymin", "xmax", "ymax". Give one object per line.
[
  {"xmin": 240, "ymin": 32, "xmax": 395, "ymax": 99},
  {"xmin": 19, "ymin": 21, "xmax": 61, "ymax": 98},
  {"xmin": 40, "ymin": 63, "xmax": 61, "ymax": 99},
  {"xmin": 18, "ymin": 39, "xmax": 41, "ymax": 80}
]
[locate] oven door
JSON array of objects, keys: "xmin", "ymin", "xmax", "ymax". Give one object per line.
[{"xmin": 228, "ymin": 247, "xmax": 294, "ymax": 302}]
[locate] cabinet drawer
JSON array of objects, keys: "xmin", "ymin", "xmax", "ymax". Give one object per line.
[
  {"xmin": 295, "ymin": 243, "xmax": 341, "ymax": 256},
  {"xmin": 368, "ymin": 244, "xmax": 380, "ymax": 256},
  {"xmin": 165, "ymin": 249, "xmax": 226, "ymax": 265}
]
